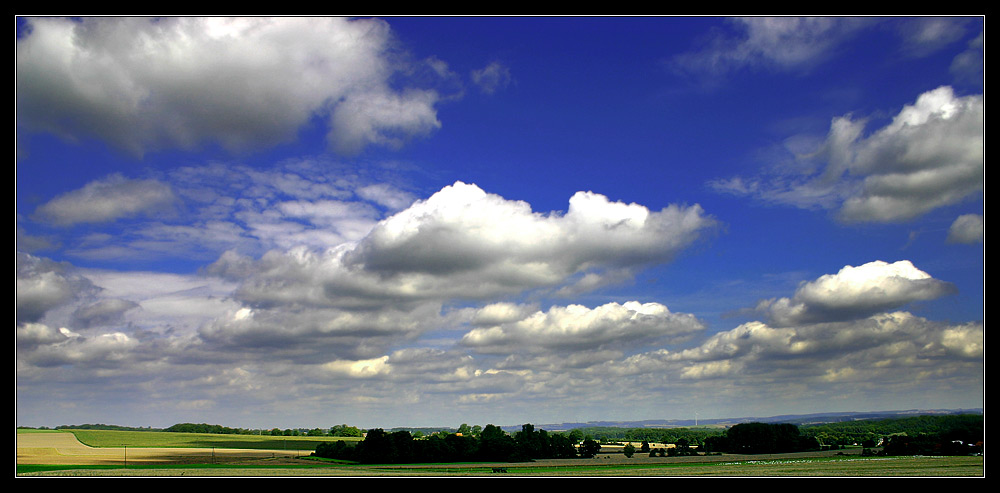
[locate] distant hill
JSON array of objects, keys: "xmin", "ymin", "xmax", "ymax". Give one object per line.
[
  {"xmin": 505, "ymin": 408, "xmax": 984, "ymax": 432},
  {"xmin": 31, "ymin": 407, "xmax": 982, "ymax": 435}
]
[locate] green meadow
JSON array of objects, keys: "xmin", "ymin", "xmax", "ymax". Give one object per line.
[
  {"xmin": 65, "ymin": 428, "xmax": 361, "ymax": 451},
  {"xmin": 17, "ymin": 455, "xmax": 985, "ymax": 477}
]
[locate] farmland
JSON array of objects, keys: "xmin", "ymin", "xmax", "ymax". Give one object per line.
[
  {"xmin": 16, "ymin": 428, "xmax": 983, "ymax": 477},
  {"xmin": 55, "ymin": 428, "xmax": 352, "ymax": 450}
]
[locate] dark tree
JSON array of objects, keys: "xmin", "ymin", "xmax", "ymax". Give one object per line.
[
  {"xmin": 549, "ymin": 433, "xmax": 578, "ymax": 459},
  {"xmin": 355, "ymin": 428, "xmax": 398, "ymax": 463},
  {"xmin": 389, "ymin": 430, "xmax": 414, "ymax": 463},
  {"xmin": 444, "ymin": 433, "xmax": 478, "ymax": 461},
  {"xmin": 313, "ymin": 440, "xmax": 355, "ymax": 461},
  {"xmin": 479, "ymin": 424, "xmax": 518, "ymax": 461},
  {"xmin": 703, "ymin": 434, "xmax": 729, "ymax": 453},
  {"xmin": 579, "ymin": 438, "xmax": 601, "ymax": 458},
  {"xmin": 723, "ymin": 422, "xmax": 818, "ymax": 454},
  {"xmin": 514, "ymin": 423, "xmax": 554, "ymax": 460}
]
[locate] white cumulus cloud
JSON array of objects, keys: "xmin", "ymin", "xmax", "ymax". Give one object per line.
[
  {"xmin": 712, "ymin": 86, "xmax": 983, "ymax": 223},
  {"xmin": 16, "ymin": 17, "xmax": 446, "ymax": 157},
  {"xmin": 756, "ymin": 260, "xmax": 956, "ymax": 326}
]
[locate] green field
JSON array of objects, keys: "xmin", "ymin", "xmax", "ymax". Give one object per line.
[
  {"xmin": 63, "ymin": 428, "xmax": 361, "ymax": 451},
  {"xmin": 17, "ymin": 455, "xmax": 984, "ymax": 477},
  {"xmin": 17, "ymin": 428, "xmax": 983, "ymax": 477}
]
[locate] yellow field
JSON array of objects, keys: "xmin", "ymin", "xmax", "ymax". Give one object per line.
[{"xmin": 16, "ymin": 430, "xmax": 309, "ymax": 466}]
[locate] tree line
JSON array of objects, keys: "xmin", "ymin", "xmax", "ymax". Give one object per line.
[
  {"xmin": 799, "ymin": 413, "xmax": 983, "ymax": 448},
  {"xmin": 161, "ymin": 422, "xmax": 364, "ymax": 437},
  {"xmin": 314, "ymin": 424, "xmax": 602, "ymax": 464},
  {"xmin": 38, "ymin": 413, "xmax": 981, "ymax": 459},
  {"xmin": 871, "ymin": 414, "xmax": 983, "ymax": 456},
  {"xmin": 569, "ymin": 426, "xmax": 722, "ymax": 447},
  {"xmin": 315, "ymin": 422, "xmax": 826, "ymax": 463}
]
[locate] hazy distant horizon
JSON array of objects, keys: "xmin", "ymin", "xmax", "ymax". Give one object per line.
[{"xmin": 20, "ymin": 407, "xmax": 984, "ymax": 433}]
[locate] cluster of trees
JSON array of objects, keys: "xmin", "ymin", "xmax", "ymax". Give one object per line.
[
  {"xmin": 315, "ymin": 424, "xmax": 602, "ymax": 464},
  {"xmin": 879, "ymin": 432, "xmax": 982, "ymax": 456},
  {"xmin": 572, "ymin": 426, "xmax": 721, "ymax": 447},
  {"xmin": 165, "ymin": 423, "xmax": 250, "ymax": 434},
  {"xmin": 875, "ymin": 415, "xmax": 983, "ymax": 456},
  {"xmin": 328, "ymin": 424, "xmax": 364, "ymax": 437},
  {"xmin": 702, "ymin": 422, "xmax": 820, "ymax": 454},
  {"xmin": 49, "ymin": 424, "xmax": 158, "ymax": 432},
  {"xmin": 263, "ymin": 424, "xmax": 364, "ymax": 437},
  {"xmin": 634, "ymin": 438, "xmax": 699, "ymax": 457},
  {"xmin": 800, "ymin": 414, "xmax": 983, "ymax": 449},
  {"xmin": 160, "ymin": 422, "xmax": 364, "ymax": 437}
]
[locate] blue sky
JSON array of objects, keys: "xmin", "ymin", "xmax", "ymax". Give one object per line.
[{"xmin": 16, "ymin": 16, "xmax": 983, "ymax": 430}]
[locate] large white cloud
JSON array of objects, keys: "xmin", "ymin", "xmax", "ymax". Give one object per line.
[
  {"xmin": 16, "ymin": 17, "xmax": 444, "ymax": 157},
  {"xmin": 835, "ymin": 86, "xmax": 984, "ymax": 222},
  {"xmin": 347, "ymin": 182, "xmax": 714, "ymax": 280},
  {"xmin": 756, "ymin": 260, "xmax": 956, "ymax": 326},
  {"xmin": 214, "ymin": 181, "xmax": 716, "ymax": 309},
  {"xmin": 711, "ymin": 86, "xmax": 983, "ymax": 223}
]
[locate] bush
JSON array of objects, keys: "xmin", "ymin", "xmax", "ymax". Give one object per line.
[{"xmin": 623, "ymin": 443, "xmax": 635, "ymax": 458}]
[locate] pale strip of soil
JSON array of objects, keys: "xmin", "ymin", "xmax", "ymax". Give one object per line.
[{"xmin": 17, "ymin": 431, "xmax": 308, "ymax": 466}]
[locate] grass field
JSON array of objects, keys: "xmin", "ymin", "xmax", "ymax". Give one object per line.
[
  {"xmin": 61, "ymin": 428, "xmax": 357, "ymax": 450},
  {"xmin": 16, "ymin": 429, "xmax": 984, "ymax": 477}
]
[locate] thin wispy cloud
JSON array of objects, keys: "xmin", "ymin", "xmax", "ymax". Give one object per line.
[
  {"xmin": 471, "ymin": 61, "xmax": 513, "ymax": 94},
  {"xmin": 671, "ymin": 17, "xmax": 873, "ymax": 78}
]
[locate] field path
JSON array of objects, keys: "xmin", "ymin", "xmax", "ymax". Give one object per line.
[{"xmin": 17, "ymin": 431, "xmax": 306, "ymax": 466}]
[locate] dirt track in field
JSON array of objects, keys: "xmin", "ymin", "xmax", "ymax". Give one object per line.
[{"xmin": 16, "ymin": 431, "xmax": 309, "ymax": 466}]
